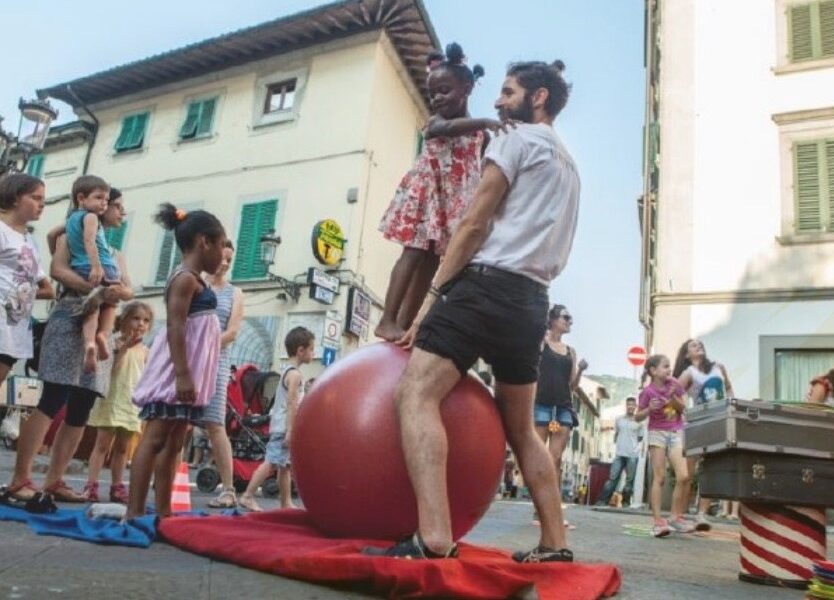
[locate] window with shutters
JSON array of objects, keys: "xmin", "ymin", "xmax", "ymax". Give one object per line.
[
  {"xmin": 153, "ymin": 229, "xmax": 183, "ymax": 285},
  {"xmin": 253, "ymin": 68, "xmax": 307, "ymax": 128},
  {"xmin": 792, "ymin": 138, "xmax": 834, "ymax": 234},
  {"xmin": 26, "ymin": 154, "xmax": 44, "ymax": 178},
  {"xmin": 114, "ymin": 112, "xmax": 150, "ymax": 153},
  {"xmin": 232, "ymin": 199, "xmax": 279, "ymax": 280},
  {"xmin": 179, "ymin": 97, "xmax": 217, "ymax": 140},
  {"xmin": 105, "ymin": 220, "xmax": 128, "ymax": 251},
  {"xmin": 788, "ymin": 1, "xmax": 834, "ymax": 63}
]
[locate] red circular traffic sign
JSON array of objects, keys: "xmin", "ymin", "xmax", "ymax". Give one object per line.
[{"xmin": 627, "ymin": 345, "xmax": 647, "ymax": 366}]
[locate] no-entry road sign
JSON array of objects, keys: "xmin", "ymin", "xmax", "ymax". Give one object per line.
[{"xmin": 627, "ymin": 346, "xmax": 648, "ymax": 367}]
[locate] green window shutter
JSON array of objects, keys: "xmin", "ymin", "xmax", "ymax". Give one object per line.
[
  {"xmin": 415, "ymin": 131, "xmax": 424, "ymax": 157},
  {"xmin": 115, "ymin": 112, "xmax": 149, "ymax": 152},
  {"xmin": 790, "ymin": 4, "xmax": 814, "ymax": 61},
  {"xmin": 196, "ymin": 98, "xmax": 216, "ymax": 136},
  {"xmin": 115, "ymin": 115, "xmax": 134, "ymax": 151},
  {"xmin": 821, "ymin": 0, "xmax": 834, "ymax": 56},
  {"xmin": 127, "ymin": 112, "xmax": 148, "ymax": 149},
  {"xmin": 232, "ymin": 199, "xmax": 278, "ymax": 280},
  {"xmin": 105, "ymin": 220, "xmax": 128, "ymax": 251},
  {"xmin": 154, "ymin": 229, "xmax": 183, "ymax": 284},
  {"xmin": 179, "ymin": 102, "xmax": 201, "ymax": 139},
  {"xmin": 26, "ymin": 154, "xmax": 44, "ymax": 177},
  {"xmin": 794, "ymin": 141, "xmax": 823, "ymax": 232}
]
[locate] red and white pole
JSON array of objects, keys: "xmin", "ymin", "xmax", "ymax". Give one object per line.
[{"xmin": 738, "ymin": 502, "xmax": 827, "ymax": 588}]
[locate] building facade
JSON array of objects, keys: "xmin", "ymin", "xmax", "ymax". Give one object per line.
[
  {"xmin": 560, "ymin": 376, "xmax": 605, "ymax": 499},
  {"xmin": 640, "ymin": 0, "xmax": 834, "ymax": 400},
  {"xmin": 29, "ymin": 0, "xmax": 437, "ymax": 374}
]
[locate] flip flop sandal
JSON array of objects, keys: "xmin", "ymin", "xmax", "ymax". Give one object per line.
[
  {"xmin": 207, "ymin": 489, "xmax": 237, "ymax": 509},
  {"xmin": 0, "ymin": 479, "xmax": 38, "ymax": 506},
  {"xmin": 44, "ymin": 480, "xmax": 86, "ymax": 503}
]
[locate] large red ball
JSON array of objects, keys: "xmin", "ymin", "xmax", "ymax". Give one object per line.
[{"xmin": 291, "ymin": 342, "xmax": 505, "ymax": 541}]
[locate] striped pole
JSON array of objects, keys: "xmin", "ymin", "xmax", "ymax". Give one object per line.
[{"xmin": 739, "ymin": 502, "xmax": 826, "ymax": 588}]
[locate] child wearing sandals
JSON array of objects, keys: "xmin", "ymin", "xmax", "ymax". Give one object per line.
[
  {"xmin": 636, "ymin": 354, "xmax": 695, "ymax": 538},
  {"xmin": 238, "ymin": 326, "xmax": 315, "ymax": 512},
  {"xmin": 84, "ymin": 301, "xmax": 153, "ymax": 503},
  {"xmin": 126, "ymin": 204, "xmax": 226, "ymax": 519}
]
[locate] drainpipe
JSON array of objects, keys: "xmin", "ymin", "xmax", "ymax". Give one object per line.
[{"xmin": 64, "ymin": 84, "xmax": 98, "ymax": 175}]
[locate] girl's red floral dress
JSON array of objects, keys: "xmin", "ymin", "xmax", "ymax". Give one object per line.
[{"xmin": 379, "ymin": 130, "xmax": 484, "ymax": 255}]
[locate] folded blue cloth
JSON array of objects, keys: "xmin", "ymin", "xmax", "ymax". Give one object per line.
[{"xmin": 0, "ymin": 504, "xmax": 156, "ymax": 548}]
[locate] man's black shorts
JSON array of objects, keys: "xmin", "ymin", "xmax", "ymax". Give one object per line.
[{"xmin": 414, "ymin": 265, "xmax": 548, "ymax": 385}]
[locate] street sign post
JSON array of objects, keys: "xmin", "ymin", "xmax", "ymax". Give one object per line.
[{"xmin": 627, "ymin": 345, "xmax": 647, "ymax": 367}]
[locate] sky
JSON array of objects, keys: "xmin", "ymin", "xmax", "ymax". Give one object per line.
[{"xmin": 2, "ymin": 0, "xmax": 645, "ymax": 377}]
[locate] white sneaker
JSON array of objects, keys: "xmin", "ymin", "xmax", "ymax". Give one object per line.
[{"xmin": 694, "ymin": 513, "xmax": 711, "ymax": 531}]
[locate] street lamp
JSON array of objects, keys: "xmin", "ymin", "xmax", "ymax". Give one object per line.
[
  {"xmin": 0, "ymin": 97, "xmax": 58, "ymax": 176},
  {"xmin": 259, "ymin": 229, "xmax": 301, "ymax": 302}
]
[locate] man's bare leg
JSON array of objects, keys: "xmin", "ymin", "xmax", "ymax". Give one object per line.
[
  {"xmin": 495, "ymin": 380, "xmax": 567, "ymax": 550},
  {"xmin": 395, "ymin": 347, "xmax": 462, "ymax": 554}
]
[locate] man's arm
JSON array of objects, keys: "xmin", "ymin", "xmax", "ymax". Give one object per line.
[
  {"xmin": 430, "ymin": 162, "xmax": 509, "ymax": 288},
  {"xmin": 396, "ymin": 162, "xmax": 509, "ymax": 346}
]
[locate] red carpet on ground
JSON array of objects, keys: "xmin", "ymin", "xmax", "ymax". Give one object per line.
[{"xmin": 159, "ymin": 509, "xmax": 621, "ymax": 599}]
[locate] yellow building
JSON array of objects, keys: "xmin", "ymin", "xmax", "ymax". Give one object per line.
[{"xmin": 30, "ymin": 0, "xmax": 437, "ymax": 374}]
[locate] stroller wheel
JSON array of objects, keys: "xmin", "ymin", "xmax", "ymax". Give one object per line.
[
  {"xmin": 262, "ymin": 476, "xmax": 279, "ymax": 498},
  {"xmin": 196, "ymin": 466, "xmax": 220, "ymax": 493}
]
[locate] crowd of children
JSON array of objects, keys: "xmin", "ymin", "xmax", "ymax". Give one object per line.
[{"xmin": 0, "ymin": 172, "xmax": 316, "ymax": 519}]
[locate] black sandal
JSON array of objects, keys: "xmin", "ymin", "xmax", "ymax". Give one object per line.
[
  {"xmin": 363, "ymin": 533, "xmax": 458, "ymax": 559},
  {"xmin": 25, "ymin": 491, "xmax": 58, "ymax": 514},
  {"xmin": 512, "ymin": 546, "xmax": 574, "ymax": 563}
]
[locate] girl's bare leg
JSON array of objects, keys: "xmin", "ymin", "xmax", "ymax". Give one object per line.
[
  {"xmin": 87, "ymin": 428, "xmax": 116, "ymax": 484},
  {"xmin": 375, "ymin": 247, "xmax": 429, "ymax": 342},
  {"xmin": 396, "ymin": 249, "xmax": 439, "ymax": 330},
  {"xmin": 126, "ymin": 420, "xmax": 170, "ymax": 519},
  {"xmin": 154, "ymin": 421, "xmax": 189, "ymax": 517}
]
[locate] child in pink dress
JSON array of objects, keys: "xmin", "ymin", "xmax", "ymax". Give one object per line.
[
  {"xmin": 375, "ymin": 42, "xmax": 505, "ymax": 342},
  {"xmin": 126, "ymin": 203, "xmax": 226, "ymax": 519}
]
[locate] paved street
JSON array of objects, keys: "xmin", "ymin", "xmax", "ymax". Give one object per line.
[{"xmin": 0, "ymin": 449, "xmax": 830, "ymax": 599}]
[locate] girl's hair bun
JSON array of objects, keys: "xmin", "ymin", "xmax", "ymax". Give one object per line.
[
  {"xmin": 472, "ymin": 64, "xmax": 485, "ymax": 82},
  {"xmin": 426, "ymin": 50, "xmax": 445, "ymax": 67},
  {"xmin": 552, "ymin": 59, "xmax": 566, "ymax": 73},
  {"xmin": 445, "ymin": 42, "xmax": 465, "ymax": 65}
]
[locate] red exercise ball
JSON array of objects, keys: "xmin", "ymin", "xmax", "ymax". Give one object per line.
[{"xmin": 291, "ymin": 342, "xmax": 505, "ymax": 541}]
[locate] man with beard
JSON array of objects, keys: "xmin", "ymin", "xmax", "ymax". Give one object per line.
[{"xmin": 365, "ymin": 60, "xmax": 580, "ymax": 562}]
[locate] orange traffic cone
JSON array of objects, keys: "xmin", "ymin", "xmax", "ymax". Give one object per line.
[{"xmin": 171, "ymin": 461, "xmax": 192, "ymax": 513}]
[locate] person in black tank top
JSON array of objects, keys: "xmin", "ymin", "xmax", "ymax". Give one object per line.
[{"xmin": 533, "ymin": 304, "xmax": 587, "ymax": 508}]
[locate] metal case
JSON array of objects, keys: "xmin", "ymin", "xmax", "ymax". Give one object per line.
[
  {"xmin": 699, "ymin": 451, "xmax": 834, "ymax": 507},
  {"xmin": 684, "ymin": 399, "xmax": 834, "ymax": 459}
]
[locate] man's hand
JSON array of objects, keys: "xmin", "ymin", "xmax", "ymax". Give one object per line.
[
  {"xmin": 395, "ymin": 293, "xmax": 437, "ymax": 349},
  {"xmin": 484, "ymin": 118, "xmax": 519, "ymax": 135},
  {"xmin": 578, "ymin": 358, "xmax": 589, "ymax": 372},
  {"xmin": 88, "ymin": 264, "xmax": 104, "ymax": 285}
]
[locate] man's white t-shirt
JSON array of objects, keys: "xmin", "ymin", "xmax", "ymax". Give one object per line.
[
  {"xmin": 472, "ymin": 123, "xmax": 580, "ymax": 285},
  {"xmin": 0, "ymin": 220, "xmax": 47, "ymax": 359},
  {"xmin": 614, "ymin": 415, "xmax": 643, "ymax": 458}
]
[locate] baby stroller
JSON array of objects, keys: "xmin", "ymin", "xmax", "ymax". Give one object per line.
[{"xmin": 196, "ymin": 364, "xmax": 282, "ymax": 496}]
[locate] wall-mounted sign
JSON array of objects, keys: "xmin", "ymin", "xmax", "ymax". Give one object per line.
[
  {"xmin": 322, "ymin": 346, "xmax": 337, "ymax": 366},
  {"xmin": 307, "ymin": 268, "xmax": 340, "ymax": 293},
  {"xmin": 323, "ymin": 311, "xmax": 342, "ymax": 348},
  {"xmin": 311, "ymin": 219, "xmax": 346, "ymax": 266},
  {"xmin": 345, "ymin": 286, "xmax": 371, "ymax": 340},
  {"xmin": 310, "ymin": 285, "xmax": 335, "ymax": 305}
]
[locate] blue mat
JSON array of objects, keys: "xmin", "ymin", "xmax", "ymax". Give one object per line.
[
  {"xmin": 0, "ymin": 504, "xmax": 242, "ymax": 548},
  {"xmin": 0, "ymin": 503, "xmax": 157, "ymax": 548}
]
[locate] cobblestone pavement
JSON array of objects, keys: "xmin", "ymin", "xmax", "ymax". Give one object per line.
[{"xmin": 0, "ymin": 449, "xmax": 829, "ymax": 599}]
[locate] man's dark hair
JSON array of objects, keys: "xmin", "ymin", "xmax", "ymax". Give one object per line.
[{"xmin": 507, "ymin": 59, "xmax": 571, "ymax": 117}]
